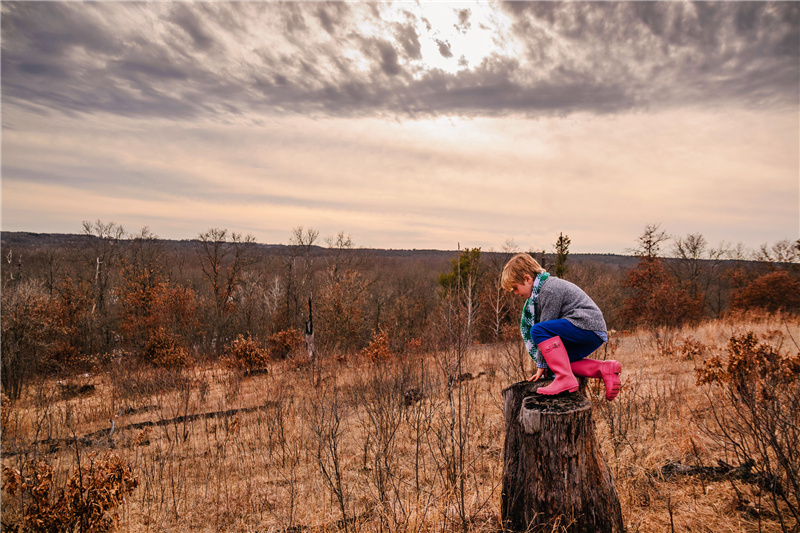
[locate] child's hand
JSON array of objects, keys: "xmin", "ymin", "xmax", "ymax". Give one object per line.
[{"xmin": 527, "ymin": 368, "xmax": 545, "ymax": 382}]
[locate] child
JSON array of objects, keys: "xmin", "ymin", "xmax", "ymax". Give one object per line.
[{"xmin": 501, "ymin": 253, "xmax": 622, "ymax": 401}]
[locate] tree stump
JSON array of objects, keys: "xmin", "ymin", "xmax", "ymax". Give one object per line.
[{"xmin": 501, "ymin": 380, "xmax": 623, "ymax": 533}]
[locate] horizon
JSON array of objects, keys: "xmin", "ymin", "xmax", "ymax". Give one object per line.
[
  {"xmin": 2, "ymin": 227, "xmax": 792, "ymax": 261},
  {"xmin": 2, "ymin": 2, "xmax": 798, "ymax": 255}
]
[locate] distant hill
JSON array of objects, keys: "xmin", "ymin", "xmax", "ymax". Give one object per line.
[{"xmin": 0, "ymin": 230, "xmax": 639, "ymax": 269}]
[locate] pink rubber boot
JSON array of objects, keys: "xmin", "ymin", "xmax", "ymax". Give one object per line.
[
  {"xmin": 571, "ymin": 359, "xmax": 622, "ymax": 401},
  {"xmin": 535, "ymin": 336, "xmax": 579, "ymax": 395}
]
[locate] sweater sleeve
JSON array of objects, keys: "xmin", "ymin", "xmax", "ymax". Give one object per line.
[{"xmin": 538, "ymin": 279, "xmax": 565, "ymax": 323}]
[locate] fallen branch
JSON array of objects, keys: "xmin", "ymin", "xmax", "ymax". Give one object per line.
[
  {"xmin": 661, "ymin": 459, "xmax": 756, "ymax": 481},
  {"xmin": 7, "ymin": 401, "xmax": 280, "ymax": 456},
  {"xmin": 659, "ymin": 459, "xmax": 787, "ymax": 496}
]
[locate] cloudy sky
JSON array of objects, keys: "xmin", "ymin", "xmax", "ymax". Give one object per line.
[{"xmin": 2, "ymin": 1, "xmax": 798, "ymax": 253}]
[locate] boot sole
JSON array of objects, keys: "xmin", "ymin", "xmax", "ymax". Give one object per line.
[
  {"xmin": 536, "ymin": 390, "xmax": 579, "ymax": 396},
  {"xmin": 536, "ymin": 385, "xmax": 579, "ymax": 395}
]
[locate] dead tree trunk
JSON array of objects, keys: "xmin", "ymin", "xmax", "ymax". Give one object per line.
[{"xmin": 501, "ymin": 380, "xmax": 623, "ymax": 532}]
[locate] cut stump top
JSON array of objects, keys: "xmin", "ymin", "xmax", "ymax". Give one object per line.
[{"xmin": 502, "ymin": 380, "xmax": 592, "ymax": 434}]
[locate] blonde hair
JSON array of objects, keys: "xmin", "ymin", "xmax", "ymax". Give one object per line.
[{"xmin": 501, "ymin": 253, "xmax": 544, "ymax": 292}]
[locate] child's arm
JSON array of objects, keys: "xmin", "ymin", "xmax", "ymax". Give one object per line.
[{"xmin": 527, "ymin": 367, "xmax": 545, "ymax": 382}]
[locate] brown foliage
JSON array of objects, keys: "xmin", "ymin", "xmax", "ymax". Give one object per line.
[
  {"xmin": 2, "ymin": 453, "xmax": 138, "ymax": 533},
  {"xmin": 674, "ymin": 336, "xmax": 707, "ymax": 362},
  {"xmin": 143, "ymin": 328, "xmax": 189, "ymax": 369},
  {"xmin": 1, "ymin": 282, "xmax": 61, "ymax": 400},
  {"xmin": 117, "ymin": 265, "xmax": 198, "ymax": 363},
  {"xmin": 729, "ymin": 269, "xmax": 800, "ymax": 314},
  {"xmin": 359, "ymin": 331, "xmax": 392, "ymax": 362},
  {"xmin": 1, "ymin": 394, "xmax": 10, "ymax": 437},
  {"xmin": 317, "ymin": 270, "xmax": 369, "ymax": 353},
  {"xmin": 620, "ymin": 258, "xmax": 702, "ymax": 330},
  {"xmin": 48, "ymin": 277, "xmax": 95, "ymax": 370},
  {"xmin": 265, "ymin": 328, "xmax": 304, "ymax": 360},
  {"xmin": 695, "ymin": 332, "xmax": 800, "ymax": 524},
  {"xmin": 225, "ymin": 329, "xmax": 304, "ymax": 373},
  {"xmin": 224, "ymin": 334, "xmax": 271, "ymax": 373},
  {"xmin": 696, "ymin": 331, "xmax": 800, "ymax": 387}
]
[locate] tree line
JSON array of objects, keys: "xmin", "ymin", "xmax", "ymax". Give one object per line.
[{"xmin": 2, "ymin": 220, "xmax": 798, "ymax": 400}]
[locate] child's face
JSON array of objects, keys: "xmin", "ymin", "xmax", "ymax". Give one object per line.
[{"xmin": 511, "ymin": 274, "xmax": 534, "ymax": 298}]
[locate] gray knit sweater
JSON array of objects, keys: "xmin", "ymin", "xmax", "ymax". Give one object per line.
[{"xmin": 537, "ymin": 276, "xmax": 607, "ymax": 333}]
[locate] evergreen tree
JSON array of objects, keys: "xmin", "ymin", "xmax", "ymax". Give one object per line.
[{"xmin": 554, "ymin": 233, "xmax": 570, "ymax": 278}]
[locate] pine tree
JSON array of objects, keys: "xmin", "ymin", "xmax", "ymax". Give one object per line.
[{"xmin": 554, "ymin": 233, "xmax": 570, "ymax": 278}]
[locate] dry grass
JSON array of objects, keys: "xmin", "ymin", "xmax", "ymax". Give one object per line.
[{"xmin": 2, "ymin": 313, "xmax": 799, "ymax": 532}]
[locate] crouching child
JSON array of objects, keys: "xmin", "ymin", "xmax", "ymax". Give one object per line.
[{"xmin": 501, "ymin": 253, "xmax": 622, "ymax": 400}]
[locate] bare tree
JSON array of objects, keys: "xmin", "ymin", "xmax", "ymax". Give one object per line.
[
  {"xmin": 324, "ymin": 231, "xmax": 361, "ymax": 284},
  {"xmin": 80, "ymin": 220, "xmax": 125, "ymax": 350},
  {"xmin": 430, "ymin": 278, "xmax": 482, "ymax": 531},
  {"xmin": 486, "ymin": 240, "xmax": 518, "ymax": 340},
  {"xmin": 308, "ymin": 382, "xmax": 351, "ymax": 532},
  {"xmin": 672, "ymin": 233, "xmax": 707, "ymax": 300},
  {"xmin": 438, "ymin": 247, "xmax": 484, "ymax": 338},
  {"xmin": 41, "ymin": 247, "xmax": 63, "ymax": 297},
  {"xmin": 195, "ymin": 228, "xmax": 256, "ymax": 354},
  {"xmin": 757, "ymin": 239, "xmax": 800, "ymax": 265},
  {"xmin": 630, "ymin": 223, "xmax": 669, "ymax": 259},
  {"xmin": 282, "ymin": 226, "xmax": 318, "ymax": 330},
  {"xmin": 353, "ymin": 361, "xmax": 405, "ymax": 531},
  {"xmin": 727, "ymin": 241, "xmax": 751, "ymax": 262},
  {"xmin": 704, "ymin": 241, "xmax": 732, "ymax": 317}
]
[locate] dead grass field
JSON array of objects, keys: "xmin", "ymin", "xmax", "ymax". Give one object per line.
[{"xmin": 2, "ymin": 313, "xmax": 799, "ymax": 533}]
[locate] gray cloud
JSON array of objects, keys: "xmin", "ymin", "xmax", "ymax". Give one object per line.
[
  {"xmin": 315, "ymin": 2, "xmax": 351, "ymax": 36},
  {"xmin": 376, "ymin": 40, "xmax": 402, "ymax": 76},
  {"xmin": 394, "ymin": 21, "xmax": 422, "ymax": 60},
  {"xmin": 1, "ymin": 1, "xmax": 797, "ymax": 121},
  {"xmin": 1, "ymin": 2, "xmax": 121, "ymax": 56},
  {"xmin": 168, "ymin": 4, "xmax": 216, "ymax": 51},
  {"xmin": 501, "ymin": 1, "xmax": 799, "ymax": 109},
  {"xmin": 455, "ymin": 9, "xmax": 471, "ymax": 33},
  {"xmin": 435, "ymin": 39, "xmax": 453, "ymax": 58}
]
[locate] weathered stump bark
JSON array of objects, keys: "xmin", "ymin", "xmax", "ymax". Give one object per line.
[{"xmin": 501, "ymin": 380, "xmax": 624, "ymax": 533}]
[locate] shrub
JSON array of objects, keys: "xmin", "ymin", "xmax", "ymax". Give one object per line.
[
  {"xmin": 2, "ymin": 453, "xmax": 138, "ymax": 533},
  {"xmin": 143, "ymin": 328, "xmax": 188, "ymax": 369},
  {"xmin": 1, "ymin": 281, "xmax": 59, "ymax": 401},
  {"xmin": 1, "ymin": 394, "xmax": 10, "ymax": 439},
  {"xmin": 49, "ymin": 276, "xmax": 95, "ymax": 371},
  {"xmin": 729, "ymin": 270, "xmax": 800, "ymax": 314},
  {"xmin": 675, "ymin": 336, "xmax": 706, "ymax": 362},
  {"xmin": 695, "ymin": 332, "xmax": 800, "ymax": 525},
  {"xmin": 117, "ymin": 267, "xmax": 199, "ymax": 362},
  {"xmin": 360, "ymin": 331, "xmax": 391, "ymax": 362},
  {"xmin": 225, "ymin": 334, "xmax": 270, "ymax": 374},
  {"xmin": 620, "ymin": 257, "xmax": 702, "ymax": 330},
  {"xmin": 265, "ymin": 328, "xmax": 304, "ymax": 359}
]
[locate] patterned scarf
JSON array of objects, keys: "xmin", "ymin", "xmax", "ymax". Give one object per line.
[{"xmin": 520, "ymin": 271, "xmax": 550, "ymax": 368}]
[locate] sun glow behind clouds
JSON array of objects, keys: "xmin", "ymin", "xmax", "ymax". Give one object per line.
[
  {"xmin": 364, "ymin": 1, "xmax": 516, "ymax": 75},
  {"xmin": 416, "ymin": 2, "xmax": 513, "ymax": 73}
]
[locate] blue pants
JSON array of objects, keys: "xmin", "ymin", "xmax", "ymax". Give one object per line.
[{"xmin": 531, "ymin": 319, "xmax": 604, "ymax": 362}]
